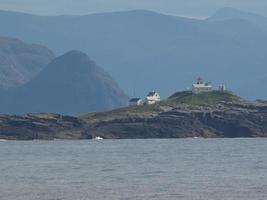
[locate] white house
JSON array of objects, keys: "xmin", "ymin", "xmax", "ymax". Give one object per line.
[
  {"xmin": 145, "ymin": 90, "xmax": 160, "ymax": 105},
  {"xmin": 129, "ymin": 98, "xmax": 143, "ymax": 106},
  {"xmin": 192, "ymin": 77, "xmax": 213, "ymax": 94}
]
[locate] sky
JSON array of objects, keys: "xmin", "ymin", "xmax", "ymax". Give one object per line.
[{"xmin": 1, "ymin": 0, "xmax": 267, "ymax": 18}]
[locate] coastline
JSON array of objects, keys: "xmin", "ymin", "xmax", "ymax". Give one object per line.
[{"xmin": 1, "ymin": 91, "xmax": 267, "ymax": 140}]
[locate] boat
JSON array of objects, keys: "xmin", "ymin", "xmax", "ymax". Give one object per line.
[{"xmin": 94, "ymin": 136, "xmax": 104, "ymax": 140}]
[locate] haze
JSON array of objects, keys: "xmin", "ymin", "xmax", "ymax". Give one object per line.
[{"xmin": 1, "ymin": 0, "xmax": 267, "ymax": 17}]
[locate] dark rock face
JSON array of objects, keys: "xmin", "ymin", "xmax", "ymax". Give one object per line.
[
  {"xmin": 0, "ymin": 50, "xmax": 128, "ymax": 115},
  {"xmin": 82, "ymin": 102, "xmax": 267, "ymax": 139},
  {"xmin": 0, "ymin": 113, "xmax": 91, "ymax": 140},
  {"xmin": 0, "ymin": 37, "xmax": 55, "ymax": 91},
  {"xmin": 1, "ymin": 93, "xmax": 267, "ymax": 140}
]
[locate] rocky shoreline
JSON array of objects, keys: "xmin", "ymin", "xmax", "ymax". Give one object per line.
[
  {"xmin": 83, "ymin": 103, "xmax": 267, "ymax": 139},
  {"xmin": 1, "ymin": 91, "xmax": 267, "ymax": 140},
  {"xmin": 0, "ymin": 113, "xmax": 90, "ymax": 140}
]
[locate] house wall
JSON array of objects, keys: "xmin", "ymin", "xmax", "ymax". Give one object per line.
[
  {"xmin": 192, "ymin": 86, "xmax": 213, "ymax": 94},
  {"xmin": 146, "ymin": 94, "xmax": 160, "ymax": 104}
]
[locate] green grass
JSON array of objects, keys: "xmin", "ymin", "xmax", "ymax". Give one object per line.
[
  {"xmin": 80, "ymin": 103, "xmax": 159, "ymax": 121},
  {"xmin": 81, "ymin": 90, "xmax": 241, "ymax": 121},
  {"xmin": 161, "ymin": 90, "xmax": 240, "ymax": 106}
]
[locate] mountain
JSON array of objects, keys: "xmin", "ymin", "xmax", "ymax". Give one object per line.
[
  {"xmin": 207, "ymin": 7, "xmax": 267, "ymax": 30},
  {"xmin": 0, "ymin": 36, "xmax": 54, "ymax": 91},
  {"xmin": 1, "ymin": 10, "xmax": 267, "ymax": 98},
  {"xmin": 0, "ymin": 50, "xmax": 128, "ymax": 115}
]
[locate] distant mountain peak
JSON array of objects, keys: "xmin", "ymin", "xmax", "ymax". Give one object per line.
[
  {"xmin": 84, "ymin": 9, "xmax": 161, "ymax": 17},
  {"xmin": 1, "ymin": 8, "xmax": 267, "ymax": 100},
  {"xmin": 0, "ymin": 36, "xmax": 54, "ymax": 91},
  {"xmin": 208, "ymin": 7, "xmax": 266, "ymax": 21},
  {"xmin": 0, "ymin": 50, "xmax": 128, "ymax": 115},
  {"xmin": 45, "ymin": 50, "xmax": 97, "ymax": 74},
  {"xmin": 62, "ymin": 49, "xmax": 87, "ymax": 57},
  {"xmin": 55, "ymin": 50, "xmax": 91, "ymax": 64}
]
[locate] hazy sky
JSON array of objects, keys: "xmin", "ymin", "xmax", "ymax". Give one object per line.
[{"xmin": 1, "ymin": 0, "xmax": 267, "ymax": 17}]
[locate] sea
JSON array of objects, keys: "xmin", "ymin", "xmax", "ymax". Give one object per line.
[{"xmin": 0, "ymin": 138, "xmax": 266, "ymax": 200}]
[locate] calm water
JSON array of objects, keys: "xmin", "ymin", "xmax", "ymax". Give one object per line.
[{"xmin": 0, "ymin": 139, "xmax": 267, "ymax": 200}]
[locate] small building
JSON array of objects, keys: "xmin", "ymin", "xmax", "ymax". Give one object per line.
[
  {"xmin": 145, "ymin": 90, "xmax": 160, "ymax": 105},
  {"xmin": 192, "ymin": 77, "xmax": 213, "ymax": 94},
  {"xmin": 129, "ymin": 98, "xmax": 143, "ymax": 106}
]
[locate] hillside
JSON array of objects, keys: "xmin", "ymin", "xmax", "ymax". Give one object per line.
[
  {"xmin": 166, "ymin": 90, "xmax": 241, "ymax": 106},
  {"xmin": 0, "ymin": 50, "xmax": 128, "ymax": 115},
  {"xmin": 0, "ymin": 91, "xmax": 267, "ymax": 140},
  {"xmin": 0, "ymin": 37, "xmax": 54, "ymax": 91},
  {"xmin": 81, "ymin": 91, "xmax": 243, "ymax": 121},
  {"xmin": 81, "ymin": 91, "xmax": 267, "ymax": 139},
  {"xmin": 1, "ymin": 9, "xmax": 267, "ymax": 98}
]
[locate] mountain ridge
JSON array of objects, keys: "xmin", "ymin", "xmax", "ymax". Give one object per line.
[
  {"xmin": 208, "ymin": 7, "xmax": 267, "ymax": 20},
  {"xmin": 0, "ymin": 9, "xmax": 267, "ymax": 99},
  {"xmin": 0, "ymin": 36, "xmax": 54, "ymax": 91},
  {"xmin": 207, "ymin": 7, "xmax": 267, "ymax": 30},
  {"xmin": 0, "ymin": 50, "xmax": 129, "ymax": 115}
]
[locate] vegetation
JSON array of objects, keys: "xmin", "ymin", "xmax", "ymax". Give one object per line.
[
  {"xmin": 162, "ymin": 90, "xmax": 240, "ymax": 106},
  {"xmin": 81, "ymin": 90, "xmax": 241, "ymax": 121},
  {"xmin": 81, "ymin": 103, "xmax": 158, "ymax": 121}
]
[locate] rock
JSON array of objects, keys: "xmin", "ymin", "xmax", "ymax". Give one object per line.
[
  {"xmin": 81, "ymin": 91, "xmax": 267, "ymax": 139},
  {"xmin": 0, "ymin": 113, "xmax": 89, "ymax": 140},
  {"xmin": 1, "ymin": 91, "xmax": 267, "ymax": 140}
]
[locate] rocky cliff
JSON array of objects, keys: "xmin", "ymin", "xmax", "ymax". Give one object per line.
[
  {"xmin": 0, "ymin": 113, "xmax": 90, "ymax": 140},
  {"xmin": 1, "ymin": 91, "xmax": 267, "ymax": 140},
  {"xmin": 81, "ymin": 91, "xmax": 267, "ymax": 139}
]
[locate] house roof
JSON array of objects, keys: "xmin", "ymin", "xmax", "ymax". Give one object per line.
[
  {"xmin": 129, "ymin": 98, "xmax": 141, "ymax": 102},
  {"xmin": 147, "ymin": 91, "xmax": 159, "ymax": 97}
]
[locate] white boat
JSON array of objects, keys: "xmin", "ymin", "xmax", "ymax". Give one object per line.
[{"xmin": 94, "ymin": 136, "xmax": 104, "ymax": 140}]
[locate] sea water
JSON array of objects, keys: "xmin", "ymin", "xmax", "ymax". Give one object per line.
[{"xmin": 0, "ymin": 138, "xmax": 266, "ymax": 200}]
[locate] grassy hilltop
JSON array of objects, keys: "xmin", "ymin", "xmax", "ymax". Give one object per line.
[
  {"xmin": 166, "ymin": 90, "xmax": 240, "ymax": 106},
  {"xmin": 80, "ymin": 90, "xmax": 267, "ymax": 139},
  {"xmin": 81, "ymin": 90, "xmax": 242, "ymax": 122}
]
